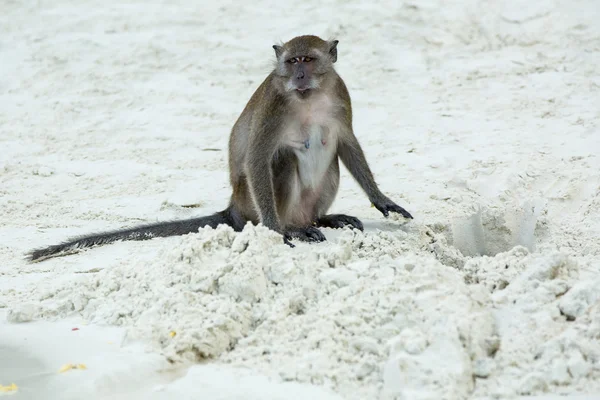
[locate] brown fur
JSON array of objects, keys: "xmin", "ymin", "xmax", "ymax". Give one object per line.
[{"xmin": 227, "ymin": 35, "xmax": 412, "ymax": 244}]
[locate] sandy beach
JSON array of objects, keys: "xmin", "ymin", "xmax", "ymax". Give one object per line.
[{"xmin": 1, "ymin": 0, "xmax": 599, "ymax": 398}]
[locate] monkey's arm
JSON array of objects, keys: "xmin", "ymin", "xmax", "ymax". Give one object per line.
[
  {"xmin": 245, "ymin": 125, "xmax": 283, "ymax": 233},
  {"xmin": 337, "ymin": 132, "xmax": 413, "ymax": 219}
]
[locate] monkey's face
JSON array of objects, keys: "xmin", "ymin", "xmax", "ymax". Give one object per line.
[
  {"xmin": 284, "ymin": 56, "xmax": 320, "ymax": 97},
  {"xmin": 272, "ymin": 36, "xmax": 339, "ymax": 99}
]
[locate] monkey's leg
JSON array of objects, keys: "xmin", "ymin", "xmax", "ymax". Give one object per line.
[
  {"xmin": 272, "ymin": 149, "xmax": 326, "ymax": 247},
  {"xmin": 311, "ymin": 159, "xmax": 363, "ymax": 230},
  {"xmin": 316, "ymin": 214, "xmax": 363, "ymax": 231},
  {"xmin": 283, "ymin": 226, "xmax": 326, "ymax": 247}
]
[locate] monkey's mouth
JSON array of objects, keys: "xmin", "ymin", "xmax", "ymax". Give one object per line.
[{"xmin": 295, "ymin": 88, "xmax": 312, "ymax": 96}]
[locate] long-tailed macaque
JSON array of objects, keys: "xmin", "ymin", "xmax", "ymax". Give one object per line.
[{"xmin": 28, "ymin": 35, "xmax": 412, "ymax": 261}]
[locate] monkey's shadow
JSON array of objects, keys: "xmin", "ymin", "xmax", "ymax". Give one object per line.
[
  {"xmin": 322, "ymin": 219, "xmax": 412, "ymax": 242},
  {"xmin": 362, "ymin": 219, "xmax": 412, "ymax": 232}
]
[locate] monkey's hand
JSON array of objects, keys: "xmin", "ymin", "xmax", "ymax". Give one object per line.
[
  {"xmin": 283, "ymin": 226, "xmax": 326, "ymax": 248},
  {"xmin": 372, "ymin": 198, "xmax": 413, "ymax": 219}
]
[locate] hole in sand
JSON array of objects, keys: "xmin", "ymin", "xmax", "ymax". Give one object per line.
[{"xmin": 449, "ymin": 199, "xmax": 545, "ymax": 257}]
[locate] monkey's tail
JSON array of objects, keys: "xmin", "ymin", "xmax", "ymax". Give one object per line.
[{"xmin": 27, "ymin": 207, "xmax": 244, "ymax": 262}]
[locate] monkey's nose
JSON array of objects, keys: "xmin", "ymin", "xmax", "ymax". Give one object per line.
[{"xmin": 296, "ymin": 71, "xmax": 305, "ymax": 80}]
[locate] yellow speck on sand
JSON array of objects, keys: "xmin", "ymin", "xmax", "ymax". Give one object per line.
[
  {"xmin": 0, "ymin": 383, "xmax": 18, "ymax": 393},
  {"xmin": 59, "ymin": 364, "xmax": 87, "ymax": 373},
  {"xmin": 169, "ymin": 331, "xmax": 176, "ymax": 338}
]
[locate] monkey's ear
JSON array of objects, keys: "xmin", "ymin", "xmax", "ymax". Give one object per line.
[
  {"xmin": 272, "ymin": 45, "xmax": 284, "ymax": 58},
  {"xmin": 328, "ymin": 40, "xmax": 339, "ymax": 63}
]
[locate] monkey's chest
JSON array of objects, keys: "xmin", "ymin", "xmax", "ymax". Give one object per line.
[{"xmin": 287, "ymin": 123, "xmax": 337, "ymax": 189}]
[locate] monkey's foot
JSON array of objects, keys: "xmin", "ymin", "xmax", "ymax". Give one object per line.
[
  {"xmin": 316, "ymin": 214, "xmax": 364, "ymax": 231},
  {"xmin": 283, "ymin": 226, "xmax": 326, "ymax": 247},
  {"xmin": 372, "ymin": 199, "xmax": 413, "ymax": 219}
]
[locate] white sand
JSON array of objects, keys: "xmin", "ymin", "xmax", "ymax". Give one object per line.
[{"xmin": 1, "ymin": 0, "xmax": 599, "ymax": 399}]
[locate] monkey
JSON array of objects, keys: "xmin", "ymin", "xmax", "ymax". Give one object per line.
[{"xmin": 27, "ymin": 35, "xmax": 412, "ymax": 262}]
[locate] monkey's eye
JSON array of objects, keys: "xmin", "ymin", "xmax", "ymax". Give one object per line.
[
  {"xmin": 303, "ymin": 57, "xmax": 313, "ymax": 62},
  {"xmin": 287, "ymin": 58, "xmax": 298, "ymax": 64}
]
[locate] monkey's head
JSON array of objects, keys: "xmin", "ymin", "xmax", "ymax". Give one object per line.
[{"xmin": 272, "ymin": 35, "xmax": 339, "ymax": 99}]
